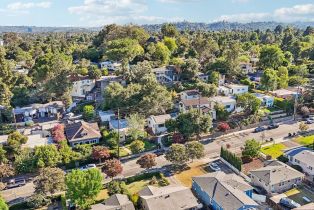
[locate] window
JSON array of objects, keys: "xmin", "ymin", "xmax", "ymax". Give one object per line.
[
  {"xmin": 309, "ymin": 166, "xmax": 313, "ymax": 170},
  {"xmin": 225, "ymin": 105, "xmax": 231, "ymax": 109}
]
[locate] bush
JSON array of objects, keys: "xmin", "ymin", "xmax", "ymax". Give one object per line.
[
  {"xmin": 27, "ymin": 194, "xmax": 50, "ymax": 209},
  {"xmin": 158, "ymin": 174, "xmax": 170, "ymax": 186},
  {"xmin": 125, "ymin": 172, "xmax": 162, "ymax": 184},
  {"xmin": 220, "ymin": 147, "xmax": 242, "ymax": 171},
  {"xmin": 217, "ymin": 122, "xmax": 230, "ymax": 132},
  {"xmin": 149, "ymin": 176, "xmax": 158, "ymax": 185},
  {"xmin": 277, "ymin": 155, "xmax": 289, "ymax": 163},
  {"xmin": 107, "ymin": 180, "xmax": 129, "ymax": 196}
]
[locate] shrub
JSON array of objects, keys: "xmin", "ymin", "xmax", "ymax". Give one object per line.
[
  {"xmin": 107, "ymin": 180, "xmax": 129, "ymax": 196},
  {"xmin": 217, "ymin": 122, "xmax": 230, "ymax": 132},
  {"xmin": 277, "ymin": 155, "xmax": 289, "ymax": 163},
  {"xmin": 125, "ymin": 172, "xmax": 161, "ymax": 184},
  {"xmin": 27, "ymin": 194, "xmax": 50, "ymax": 209},
  {"xmin": 149, "ymin": 176, "xmax": 158, "ymax": 185},
  {"xmin": 220, "ymin": 147, "xmax": 242, "ymax": 171},
  {"xmin": 291, "ymin": 164, "xmax": 303, "ymax": 172}
]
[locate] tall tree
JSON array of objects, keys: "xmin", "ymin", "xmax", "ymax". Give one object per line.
[
  {"xmin": 165, "ymin": 144, "xmax": 189, "ymax": 166},
  {"xmin": 242, "ymin": 139, "xmax": 261, "ymax": 160},
  {"xmin": 136, "ymin": 153, "xmax": 157, "ymax": 170},
  {"xmin": 7, "ymin": 131, "xmax": 28, "ymax": 154},
  {"xmin": 126, "ymin": 113, "xmax": 145, "ymax": 140},
  {"xmin": 34, "ymin": 167, "xmax": 65, "ymax": 195},
  {"xmin": 259, "ymin": 45, "xmax": 285, "ymax": 69},
  {"xmin": 277, "ymin": 66, "xmax": 289, "ymax": 89},
  {"xmin": 261, "ymin": 68, "xmax": 279, "ymax": 91},
  {"xmin": 34, "ymin": 145, "xmax": 61, "ymax": 168},
  {"xmin": 92, "ymin": 146, "xmax": 110, "ymax": 163},
  {"xmin": 102, "ymin": 159, "xmax": 123, "ymax": 179},
  {"xmin": 236, "ymin": 93, "xmax": 262, "ymax": 114},
  {"xmin": 185, "ymin": 141, "xmax": 205, "ymax": 162},
  {"xmin": 82, "ymin": 105, "xmax": 95, "ymax": 121}
]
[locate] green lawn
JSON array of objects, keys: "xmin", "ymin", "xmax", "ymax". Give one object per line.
[
  {"xmin": 109, "ymin": 147, "xmax": 130, "ymax": 157},
  {"xmin": 143, "ymin": 140, "xmax": 157, "ymax": 151},
  {"xmin": 294, "ymin": 135, "xmax": 314, "ymax": 146},
  {"xmin": 261, "ymin": 143, "xmax": 287, "ymax": 159},
  {"xmin": 127, "ymin": 180, "xmax": 151, "ymax": 195}
]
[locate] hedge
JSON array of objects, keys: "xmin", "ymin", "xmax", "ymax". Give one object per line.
[{"xmin": 220, "ymin": 147, "xmax": 242, "ymax": 171}]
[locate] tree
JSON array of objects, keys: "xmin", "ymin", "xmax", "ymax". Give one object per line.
[
  {"xmin": 92, "ymin": 146, "xmax": 110, "ymax": 163},
  {"xmin": 102, "ymin": 159, "xmax": 123, "ymax": 179},
  {"xmin": 277, "ymin": 66, "xmax": 289, "ymax": 89},
  {"xmin": 0, "ymin": 145, "xmax": 8, "ymax": 164},
  {"xmin": 34, "ymin": 145, "xmax": 61, "ymax": 168},
  {"xmin": 107, "ymin": 180, "xmax": 129, "ymax": 196},
  {"xmin": 261, "ymin": 68, "xmax": 279, "ymax": 91},
  {"xmin": 299, "ymin": 122, "xmax": 309, "ymax": 132},
  {"xmin": 34, "ymin": 167, "xmax": 65, "ymax": 195},
  {"xmin": 136, "ymin": 153, "xmax": 157, "ymax": 170},
  {"xmin": 0, "ymin": 80, "xmax": 12, "ymax": 107},
  {"xmin": 7, "ymin": 131, "xmax": 28, "ymax": 154},
  {"xmin": 163, "ymin": 37, "xmax": 178, "ymax": 53},
  {"xmin": 242, "ymin": 139, "xmax": 261, "ymax": 160},
  {"xmin": 236, "ymin": 93, "xmax": 261, "ymax": 114},
  {"xmin": 300, "ymin": 106, "xmax": 310, "ymax": 116},
  {"xmin": 51, "ymin": 124, "xmax": 66, "ymax": 143},
  {"xmin": 181, "ymin": 58, "xmax": 200, "ymax": 80},
  {"xmin": 217, "ymin": 122, "xmax": 230, "ymax": 132},
  {"xmin": 66, "ymin": 168, "xmax": 103, "ymax": 209},
  {"xmin": 14, "ymin": 148, "xmax": 36, "ymax": 174},
  {"xmin": 148, "ymin": 42, "xmax": 171, "ymax": 65},
  {"xmin": 129, "ymin": 140, "xmax": 145, "ymax": 154},
  {"xmin": 185, "ymin": 141, "xmax": 204, "ymax": 162},
  {"xmin": 88, "ymin": 65, "xmax": 102, "ymax": 79},
  {"xmin": 215, "ymin": 104, "xmax": 230, "ymax": 121},
  {"xmin": 161, "ymin": 23, "xmax": 178, "ymax": 37},
  {"xmin": 0, "ymin": 196, "xmax": 8, "ymax": 210},
  {"xmin": 196, "ymin": 81, "xmax": 217, "ymax": 97},
  {"xmin": 0, "ymin": 164, "xmax": 14, "ymax": 182},
  {"xmin": 26, "ymin": 194, "xmax": 50, "ymax": 209},
  {"xmin": 165, "ymin": 144, "xmax": 189, "ymax": 166},
  {"xmin": 83, "ymin": 105, "xmax": 95, "ymax": 121},
  {"xmin": 126, "ymin": 113, "xmax": 145, "ymax": 140},
  {"xmin": 59, "ymin": 140, "xmax": 75, "ymax": 164},
  {"xmin": 259, "ymin": 45, "xmax": 285, "ymax": 69}
]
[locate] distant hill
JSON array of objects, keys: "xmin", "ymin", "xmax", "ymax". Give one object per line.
[{"xmin": 1, "ymin": 21, "xmax": 314, "ymax": 33}]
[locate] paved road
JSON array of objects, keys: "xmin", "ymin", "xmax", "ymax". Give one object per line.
[{"xmin": 2, "ymin": 119, "xmax": 313, "ymax": 203}]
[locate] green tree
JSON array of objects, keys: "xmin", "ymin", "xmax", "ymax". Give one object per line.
[
  {"xmin": 242, "ymin": 139, "xmax": 261, "ymax": 159},
  {"xmin": 259, "ymin": 45, "xmax": 285, "ymax": 69},
  {"xmin": 163, "ymin": 37, "xmax": 178, "ymax": 53},
  {"xmin": 261, "ymin": 68, "xmax": 279, "ymax": 91},
  {"xmin": 14, "ymin": 148, "xmax": 36, "ymax": 174},
  {"xmin": 149, "ymin": 42, "xmax": 171, "ymax": 65},
  {"xmin": 107, "ymin": 180, "xmax": 129, "ymax": 196},
  {"xmin": 0, "ymin": 145, "xmax": 8, "ymax": 164},
  {"xmin": 34, "ymin": 167, "xmax": 65, "ymax": 195},
  {"xmin": 126, "ymin": 113, "xmax": 145, "ymax": 140},
  {"xmin": 34, "ymin": 145, "xmax": 61, "ymax": 168},
  {"xmin": 165, "ymin": 144, "xmax": 189, "ymax": 166},
  {"xmin": 161, "ymin": 23, "xmax": 179, "ymax": 37},
  {"xmin": 0, "ymin": 164, "xmax": 14, "ymax": 182},
  {"xmin": 7, "ymin": 131, "xmax": 28, "ymax": 154},
  {"xmin": 83, "ymin": 105, "xmax": 95, "ymax": 121},
  {"xmin": 59, "ymin": 140, "xmax": 75, "ymax": 164},
  {"xmin": 0, "ymin": 80, "xmax": 12, "ymax": 107},
  {"xmin": 129, "ymin": 140, "xmax": 145, "ymax": 154},
  {"xmin": 66, "ymin": 168, "xmax": 102, "ymax": 209},
  {"xmin": 0, "ymin": 196, "xmax": 8, "ymax": 210},
  {"xmin": 88, "ymin": 65, "xmax": 102, "ymax": 79},
  {"xmin": 236, "ymin": 93, "xmax": 262, "ymax": 114},
  {"xmin": 185, "ymin": 141, "xmax": 204, "ymax": 162},
  {"xmin": 277, "ymin": 66, "xmax": 289, "ymax": 89},
  {"xmin": 181, "ymin": 58, "xmax": 200, "ymax": 80}
]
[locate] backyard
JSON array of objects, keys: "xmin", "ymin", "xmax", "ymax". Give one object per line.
[
  {"xmin": 260, "ymin": 143, "xmax": 287, "ymax": 159},
  {"xmin": 284, "ymin": 186, "xmax": 314, "ymax": 206}
]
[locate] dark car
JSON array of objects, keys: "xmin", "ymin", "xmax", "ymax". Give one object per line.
[
  {"xmin": 6, "ymin": 178, "xmax": 26, "ymax": 189},
  {"xmin": 254, "ymin": 126, "xmax": 265, "ymax": 133},
  {"xmin": 267, "ymin": 124, "xmax": 279, "ymax": 130},
  {"xmin": 280, "ymin": 197, "xmax": 301, "ymax": 209}
]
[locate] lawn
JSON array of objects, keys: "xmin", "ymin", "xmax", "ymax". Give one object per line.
[
  {"xmin": 126, "ymin": 180, "xmax": 150, "ymax": 195},
  {"xmin": 174, "ymin": 162, "xmax": 207, "ymax": 187},
  {"xmin": 294, "ymin": 135, "xmax": 314, "ymax": 146},
  {"xmin": 143, "ymin": 140, "xmax": 157, "ymax": 151},
  {"xmin": 285, "ymin": 186, "xmax": 314, "ymax": 205},
  {"xmin": 260, "ymin": 143, "xmax": 287, "ymax": 159},
  {"xmin": 109, "ymin": 147, "xmax": 131, "ymax": 157},
  {"xmin": 95, "ymin": 189, "xmax": 109, "ymax": 202}
]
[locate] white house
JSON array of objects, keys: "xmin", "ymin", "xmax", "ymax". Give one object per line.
[
  {"xmin": 225, "ymin": 84, "xmax": 249, "ymax": 95},
  {"xmin": 210, "ymin": 96, "xmax": 237, "ymax": 112},
  {"xmin": 179, "ymin": 97, "xmax": 216, "ymax": 120},
  {"xmin": 100, "ymin": 61, "xmax": 122, "ymax": 71},
  {"xmin": 253, "ymin": 93, "xmax": 274, "ymax": 107},
  {"xmin": 69, "ymin": 75, "xmax": 95, "ymax": 100},
  {"xmin": 284, "ymin": 147, "xmax": 314, "ymax": 183},
  {"xmin": 180, "ymin": 89, "xmax": 200, "ymax": 100},
  {"xmin": 147, "ymin": 114, "xmax": 172, "ymax": 135},
  {"xmin": 0, "ymin": 39, "xmax": 3, "ymax": 46}
]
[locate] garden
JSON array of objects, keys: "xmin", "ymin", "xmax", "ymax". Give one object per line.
[{"xmin": 260, "ymin": 143, "xmax": 287, "ymax": 159}]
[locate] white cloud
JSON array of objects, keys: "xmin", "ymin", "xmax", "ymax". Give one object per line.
[
  {"xmin": 7, "ymin": 1, "xmax": 51, "ymax": 10},
  {"xmin": 216, "ymin": 3, "xmax": 314, "ymax": 23},
  {"xmin": 158, "ymin": 0, "xmax": 202, "ymax": 3}
]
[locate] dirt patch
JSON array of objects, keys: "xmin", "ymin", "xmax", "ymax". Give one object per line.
[{"xmin": 242, "ymin": 158, "xmax": 264, "ymax": 175}]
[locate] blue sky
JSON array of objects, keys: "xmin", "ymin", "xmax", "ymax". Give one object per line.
[{"xmin": 0, "ymin": 0, "xmax": 314, "ymax": 26}]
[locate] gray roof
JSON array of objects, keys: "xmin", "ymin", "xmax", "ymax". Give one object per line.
[
  {"xmin": 65, "ymin": 121, "xmax": 101, "ymax": 143},
  {"xmin": 139, "ymin": 185, "xmax": 199, "ymax": 210},
  {"xmin": 149, "ymin": 114, "xmax": 172, "ymax": 124},
  {"xmin": 91, "ymin": 194, "xmax": 135, "ymax": 210},
  {"xmin": 250, "ymin": 160, "xmax": 304, "ymax": 185},
  {"xmin": 192, "ymin": 172, "xmax": 257, "ymax": 210}
]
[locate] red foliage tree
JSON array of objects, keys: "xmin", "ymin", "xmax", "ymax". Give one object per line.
[
  {"xmin": 136, "ymin": 153, "xmax": 157, "ymax": 170},
  {"xmin": 172, "ymin": 133, "xmax": 184, "ymax": 144},
  {"xmin": 92, "ymin": 146, "xmax": 110, "ymax": 163},
  {"xmin": 102, "ymin": 159, "xmax": 123, "ymax": 179},
  {"xmin": 51, "ymin": 124, "xmax": 66, "ymax": 143},
  {"xmin": 217, "ymin": 122, "xmax": 230, "ymax": 132}
]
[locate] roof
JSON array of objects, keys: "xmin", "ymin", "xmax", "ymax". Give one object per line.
[
  {"xmin": 68, "ymin": 74, "xmax": 91, "ymax": 82},
  {"xmin": 284, "ymin": 146, "xmax": 312, "ymax": 157},
  {"xmin": 293, "ymin": 202, "xmax": 314, "ymax": 210},
  {"xmin": 13, "ymin": 101, "xmax": 64, "ymax": 114},
  {"xmin": 149, "ymin": 114, "xmax": 172, "ymax": 124},
  {"xmin": 65, "ymin": 121, "xmax": 101, "ymax": 143},
  {"xmin": 292, "ymin": 150, "xmax": 314, "ymax": 168},
  {"xmin": 226, "ymin": 84, "xmax": 248, "ymax": 89},
  {"xmin": 250, "ymin": 160, "xmax": 304, "ymax": 185},
  {"xmin": 139, "ymin": 185, "xmax": 199, "ymax": 210},
  {"xmin": 181, "ymin": 89, "xmax": 199, "ymax": 96},
  {"xmin": 271, "ymin": 89, "xmax": 297, "ymax": 96},
  {"xmin": 110, "ymin": 119, "xmax": 129, "ymax": 130},
  {"xmin": 211, "ymin": 96, "xmax": 236, "ymax": 104},
  {"xmin": 91, "ymin": 194, "xmax": 135, "ymax": 210},
  {"xmin": 0, "ymin": 135, "xmax": 8, "ymax": 144},
  {"xmin": 181, "ymin": 97, "xmax": 209, "ymax": 107},
  {"xmin": 192, "ymin": 172, "xmax": 257, "ymax": 210}
]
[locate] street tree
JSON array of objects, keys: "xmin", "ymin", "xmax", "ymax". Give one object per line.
[
  {"xmin": 92, "ymin": 146, "xmax": 110, "ymax": 163},
  {"xmin": 129, "ymin": 140, "xmax": 145, "ymax": 154},
  {"xmin": 0, "ymin": 164, "xmax": 14, "ymax": 182},
  {"xmin": 66, "ymin": 168, "xmax": 103, "ymax": 209},
  {"xmin": 34, "ymin": 167, "xmax": 65, "ymax": 195},
  {"xmin": 34, "ymin": 145, "xmax": 61, "ymax": 168},
  {"xmin": 185, "ymin": 141, "xmax": 205, "ymax": 162},
  {"xmin": 136, "ymin": 153, "xmax": 157, "ymax": 170},
  {"xmin": 299, "ymin": 122, "xmax": 309, "ymax": 132},
  {"xmin": 102, "ymin": 159, "xmax": 123, "ymax": 179},
  {"xmin": 165, "ymin": 144, "xmax": 189, "ymax": 166},
  {"xmin": 242, "ymin": 139, "xmax": 261, "ymax": 160},
  {"xmin": 7, "ymin": 131, "xmax": 28, "ymax": 154}
]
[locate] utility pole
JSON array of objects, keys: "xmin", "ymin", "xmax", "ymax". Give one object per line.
[
  {"xmin": 198, "ymin": 90, "xmax": 201, "ymax": 140},
  {"xmin": 293, "ymin": 86, "xmax": 300, "ymax": 121},
  {"xmin": 117, "ymin": 107, "xmax": 120, "ymax": 160}
]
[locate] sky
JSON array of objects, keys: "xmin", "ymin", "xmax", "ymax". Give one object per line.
[{"xmin": 0, "ymin": 0, "xmax": 314, "ymax": 27}]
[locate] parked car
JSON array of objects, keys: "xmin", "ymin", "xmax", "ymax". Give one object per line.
[
  {"xmin": 6, "ymin": 178, "xmax": 26, "ymax": 189},
  {"xmin": 306, "ymin": 118, "xmax": 314, "ymax": 124},
  {"xmin": 80, "ymin": 164, "xmax": 97, "ymax": 171},
  {"xmin": 209, "ymin": 163, "xmax": 221, "ymax": 171},
  {"xmin": 253, "ymin": 126, "xmax": 265, "ymax": 133},
  {"xmin": 280, "ymin": 198, "xmax": 301, "ymax": 209},
  {"xmin": 267, "ymin": 123, "xmax": 279, "ymax": 130}
]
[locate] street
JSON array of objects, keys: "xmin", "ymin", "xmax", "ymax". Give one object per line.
[{"xmin": 2, "ymin": 119, "xmax": 313, "ymax": 203}]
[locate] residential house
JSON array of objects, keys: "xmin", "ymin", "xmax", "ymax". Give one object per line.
[
  {"xmin": 91, "ymin": 194, "xmax": 135, "ymax": 210},
  {"xmin": 284, "ymin": 147, "xmax": 314, "ymax": 183},
  {"xmin": 225, "ymin": 84, "xmax": 249, "ymax": 95},
  {"xmin": 138, "ymin": 185, "xmax": 202, "ymax": 210},
  {"xmin": 180, "ymin": 89, "xmax": 200, "ymax": 100},
  {"xmin": 210, "ymin": 96, "xmax": 237, "ymax": 112},
  {"xmin": 109, "ymin": 119, "xmax": 129, "ymax": 142},
  {"xmin": 196, "ymin": 72, "xmax": 209, "ymax": 82},
  {"xmin": 253, "ymin": 93, "xmax": 274, "ymax": 107},
  {"xmin": 192, "ymin": 172, "xmax": 258, "ymax": 210},
  {"xmin": 13, "ymin": 101, "xmax": 64, "ymax": 123},
  {"xmin": 152, "ymin": 65, "xmax": 179, "ymax": 84},
  {"xmin": 100, "ymin": 61, "xmax": 122, "ymax": 71},
  {"xmin": 13, "ymin": 64, "xmax": 29, "ymax": 75},
  {"xmin": 0, "ymin": 39, "xmax": 3, "ymax": 46},
  {"xmin": 69, "ymin": 74, "xmax": 96, "ymax": 101},
  {"xmin": 179, "ymin": 97, "xmax": 216, "ymax": 120},
  {"xmin": 250, "ymin": 160, "xmax": 304, "ymax": 194},
  {"xmin": 65, "ymin": 121, "xmax": 101, "ymax": 147},
  {"xmin": 239, "ymin": 62, "xmax": 254, "ymax": 74},
  {"xmin": 147, "ymin": 114, "xmax": 173, "ymax": 135},
  {"xmin": 218, "ymin": 74, "xmax": 226, "ymax": 86},
  {"xmin": 293, "ymin": 202, "xmax": 314, "ymax": 210},
  {"xmin": 99, "ymin": 110, "xmax": 115, "ymax": 123},
  {"xmin": 270, "ymin": 89, "xmax": 299, "ymax": 99}
]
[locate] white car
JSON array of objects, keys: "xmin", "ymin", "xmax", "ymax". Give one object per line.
[
  {"xmin": 209, "ymin": 163, "xmax": 221, "ymax": 171},
  {"xmin": 80, "ymin": 164, "xmax": 97, "ymax": 171}
]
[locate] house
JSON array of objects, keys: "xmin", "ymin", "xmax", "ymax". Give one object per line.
[
  {"xmin": 147, "ymin": 114, "xmax": 173, "ymax": 135},
  {"xmin": 138, "ymin": 185, "xmax": 202, "ymax": 210},
  {"xmin": 293, "ymin": 202, "xmax": 314, "ymax": 210},
  {"xmin": 239, "ymin": 62, "xmax": 254, "ymax": 74},
  {"xmin": 210, "ymin": 96, "xmax": 237, "ymax": 112},
  {"xmin": 152, "ymin": 65, "xmax": 179, "ymax": 84},
  {"xmin": 109, "ymin": 119, "xmax": 129, "ymax": 142},
  {"xmin": 69, "ymin": 74, "xmax": 95, "ymax": 101},
  {"xmin": 13, "ymin": 101, "xmax": 64, "ymax": 123},
  {"xmin": 192, "ymin": 172, "xmax": 258, "ymax": 210},
  {"xmin": 253, "ymin": 93, "xmax": 274, "ymax": 107},
  {"xmin": 65, "ymin": 121, "xmax": 101, "ymax": 147},
  {"xmin": 250, "ymin": 160, "xmax": 304, "ymax": 194},
  {"xmin": 196, "ymin": 72, "xmax": 209, "ymax": 82},
  {"xmin": 179, "ymin": 97, "xmax": 216, "ymax": 120},
  {"xmin": 225, "ymin": 84, "xmax": 249, "ymax": 95},
  {"xmin": 270, "ymin": 89, "xmax": 299, "ymax": 99},
  {"xmin": 218, "ymin": 74, "xmax": 226, "ymax": 86},
  {"xmin": 99, "ymin": 110, "xmax": 115, "ymax": 123},
  {"xmin": 284, "ymin": 147, "xmax": 314, "ymax": 182},
  {"xmin": 91, "ymin": 194, "xmax": 135, "ymax": 210},
  {"xmin": 96, "ymin": 76, "xmax": 126, "ymax": 101},
  {"xmin": 100, "ymin": 61, "xmax": 122, "ymax": 71},
  {"xmin": 0, "ymin": 39, "xmax": 3, "ymax": 46},
  {"xmin": 13, "ymin": 64, "xmax": 29, "ymax": 75},
  {"xmin": 180, "ymin": 89, "xmax": 200, "ymax": 100}
]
